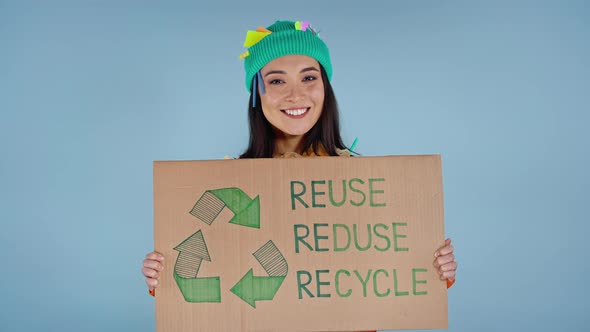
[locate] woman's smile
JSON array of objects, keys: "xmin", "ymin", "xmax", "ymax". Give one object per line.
[{"xmin": 282, "ymin": 107, "xmax": 310, "ymax": 118}]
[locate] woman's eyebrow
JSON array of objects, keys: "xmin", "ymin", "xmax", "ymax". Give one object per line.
[
  {"xmin": 263, "ymin": 67, "xmax": 320, "ymax": 77},
  {"xmin": 264, "ymin": 70, "xmax": 286, "ymax": 77},
  {"xmin": 300, "ymin": 67, "xmax": 320, "ymax": 73}
]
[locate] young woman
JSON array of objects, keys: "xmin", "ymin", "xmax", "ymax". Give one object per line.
[{"xmin": 142, "ymin": 19, "xmax": 458, "ymax": 331}]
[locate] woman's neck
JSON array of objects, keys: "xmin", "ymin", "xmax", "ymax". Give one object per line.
[{"xmin": 273, "ymin": 133, "xmax": 305, "ymax": 156}]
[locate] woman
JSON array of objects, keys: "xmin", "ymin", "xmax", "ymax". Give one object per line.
[{"xmin": 142, "ymin": 19, "xmax": 457, "ymax": 331}]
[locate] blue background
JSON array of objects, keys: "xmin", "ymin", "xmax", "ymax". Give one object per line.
[{"xmin": 1, "ymin": 0, "xmax": 588, "ymax": 331}]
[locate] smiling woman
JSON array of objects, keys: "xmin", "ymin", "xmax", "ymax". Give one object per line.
[
  {"xmin": 238, "ymin": 20, "xmax": 348, "ymax": 159},
  {"xmin": 141, "ymin": 18, "xmax": 458, "ymax": 332}
]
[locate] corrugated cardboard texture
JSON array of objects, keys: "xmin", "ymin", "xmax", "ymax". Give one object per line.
[{"xmin": 154, "ymin": 155, "xmax": 447, "ymax": 332}]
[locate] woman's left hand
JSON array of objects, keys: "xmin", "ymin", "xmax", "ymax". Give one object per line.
[{"xmin": 434, "ymin": 238, "xmax": 457, "ymax": 281}]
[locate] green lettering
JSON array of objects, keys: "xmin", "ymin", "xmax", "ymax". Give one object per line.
[
  {"xmin": 311, "ymin": 180, "xmax": 326, "ymax": 208},
  {"xmin": 353, "ymin": 269, "xmax": 372, "ymax": 297},
  {"xmin": 290, "ymin": 181, "xmax": 308, "ymax": 210},
  {"xmin": 392, "ymin": 222, "xmax": 408, "ymax": 252},
  {"xmin": 297, "ymin": 270, "xmax": 315, "ymax": 299},
  {"xmin": 328, "ymin": 180, "xmax": 347, "ymax": 207},
  {"xmin": 412, "ymin": 268, "xmax": 428, "ymax": 295},
  {"xmin": 373, "ymin": 269, "xmax": 390, "ymax": 297},
  {"xmin": 369, "ymin": 178, "xmax": 386, "ymax": 207},
  {"xmin": 353, "ymin": 224, "xmax": 372, "ymax": 251},
  {"xmin": 314, "ymin": 223, "xmax": 329, "ymax": 252},
  {"xmin": 316, "ymin": 270, "xmax": 331, "ymax": 298},
  {"xmin": 294, "ymin": 224, "xmax": 313, "ymax": 253},
  {"xmin": 349, "ymin": 178, "xmax": 366, "ymax": 206},
  {"xmin": 335, "ymin": 269, "xmax": 352, "ymax": 297},
  {"xmin": 393, "ymin": 269, "xmax": 409, "ymax": 296},
  {"xmin": 373, "ymin": 223, "xmax": 391, "ymax": 252},
  {"xmin": 333, "ymin": 224, "xmax": 351, "ymax": 252}
]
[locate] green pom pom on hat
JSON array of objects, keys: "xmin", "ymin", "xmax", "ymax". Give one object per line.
[{"xmin": 240, "ymin": 20, "xmax": 333, "ymax": 92}]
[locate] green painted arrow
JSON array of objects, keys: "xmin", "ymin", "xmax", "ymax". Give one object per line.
[
  {"xmin": 230, "ymin": 240, "xmax": 288, "ymax": 308},
  {"xmin": 230, "ymin": 269, "xmax": 286, "ymax": 308},
  {"xmin": 189, "ymin": 188, "xmax": 260, "ymax": 229},
  {"xmin": 173, "ymin": 230, "xmax": 221, "ymax": 303},
  {"xmin": 174, "ymin": 271, "xmax": 221, "ymax": 303}
]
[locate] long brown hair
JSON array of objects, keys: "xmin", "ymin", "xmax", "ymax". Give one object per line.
[{"xmin": 239, "ymin": 65, "xmax": 347, "ymax": 158}]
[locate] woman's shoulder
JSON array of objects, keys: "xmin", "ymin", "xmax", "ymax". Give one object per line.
[{"xmin": 336, "ymin": 148, "xmax": 352, "ymax": 157}]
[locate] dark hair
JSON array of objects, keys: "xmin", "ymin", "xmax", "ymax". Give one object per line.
[{"xmin": 239, "ymin": 65, "xmax": 348, "ymax": 158}]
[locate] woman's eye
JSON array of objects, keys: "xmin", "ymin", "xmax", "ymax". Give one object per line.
[
  {"xmin": 303, "ymin": 75, "xmax": 317, "ymax": 82},
  {"xmin": 269, "ymin": 79, "xmax": 284, "ymax": 85}
]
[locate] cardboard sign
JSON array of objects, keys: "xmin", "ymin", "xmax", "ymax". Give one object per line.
[{"xmin": 153, "ymin": 155, "xmax": 448, "ymax": 332}]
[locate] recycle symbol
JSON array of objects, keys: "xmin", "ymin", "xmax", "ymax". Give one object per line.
[{"xmin": 173, "ymin": 188, "xmax": 288, "ymax": 308}]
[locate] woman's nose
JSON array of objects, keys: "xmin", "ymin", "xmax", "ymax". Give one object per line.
[{"xmin": 285, "ymin": 83, "xmax": 305, "ymax": 102}]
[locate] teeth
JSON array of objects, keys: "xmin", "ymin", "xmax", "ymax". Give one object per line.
[{"xmin": 284, "ymin": 108, "xmax": 308, "ymax": 116}]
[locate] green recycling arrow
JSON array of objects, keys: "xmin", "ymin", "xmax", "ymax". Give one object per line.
[
  {"xmin": 230, "ymin": 240, "xmax": 288, "ymax": 308},
  {"xmin": 173, "ymin": 230, "xmax": 221, "ymax": 303},
  {"xmin": 189, "ymin": 188, "xmax": 260, "ymax": 229},
  {"xmin": 230, "ymin": 269, "xmax": 285, "ymax": 308}
]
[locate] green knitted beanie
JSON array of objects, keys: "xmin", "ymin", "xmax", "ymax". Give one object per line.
[{"xmin": 240, "ymin": 20, "xmax": 332, "ymax": 92}]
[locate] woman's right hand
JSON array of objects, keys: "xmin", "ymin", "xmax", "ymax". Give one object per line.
[{"xmin": 142, "ymin": 251, "xmax": 165, "ymax": 294}]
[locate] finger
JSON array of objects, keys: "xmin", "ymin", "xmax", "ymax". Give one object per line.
[
  {"xmin": 440, "ymin": 270, "xmax": 456, "ymax": 280},
  {"xmin": 145, "ymin": 252, "xmax": 165, "ymax": 262},
  {"xmin": 143, "ymin": 259, "xmax": 165, "ymax": 272},
  {"xmin": 434, "ymin": 253, "xmax": 455, "ymax": 267},
  {"xmin": 436, "ymin": 244, "xmax": 454, "ymax": 257},
  {"xmin": 440, "ymin": 261, "xmax": 458, "ymax": 272},
  {"xmin": 434, "ymin": 238, "xmax": 451, "ymax": 257},
  {"xmin": 146, "ymin": 277, "xmax": 159, "ymax": 289},
  {"xmin": 142, "ymin": 267, "xmax": 160, "ymax": 279}
]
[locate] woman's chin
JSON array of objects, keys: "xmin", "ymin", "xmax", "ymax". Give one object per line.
[
  {"xmin": 273, "ymin": 124, "xmax": 312, "ymax": 137},
  {"xmin": 282, "ymin": 128, "xmax": 311, "ymax": 137}
]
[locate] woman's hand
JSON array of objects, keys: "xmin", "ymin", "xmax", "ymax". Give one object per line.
[
  {"xmin": 434, "ymin": 238, "xmax": 457, "ymax": 283},
  {"xmin": 142, "ymin": 251, "xmax": 165, "ymax": 294}
]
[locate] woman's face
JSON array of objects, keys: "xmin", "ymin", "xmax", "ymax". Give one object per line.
[{"xmin": 258, "ymin": 55, "xmax": 325, "ymax": 138}]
